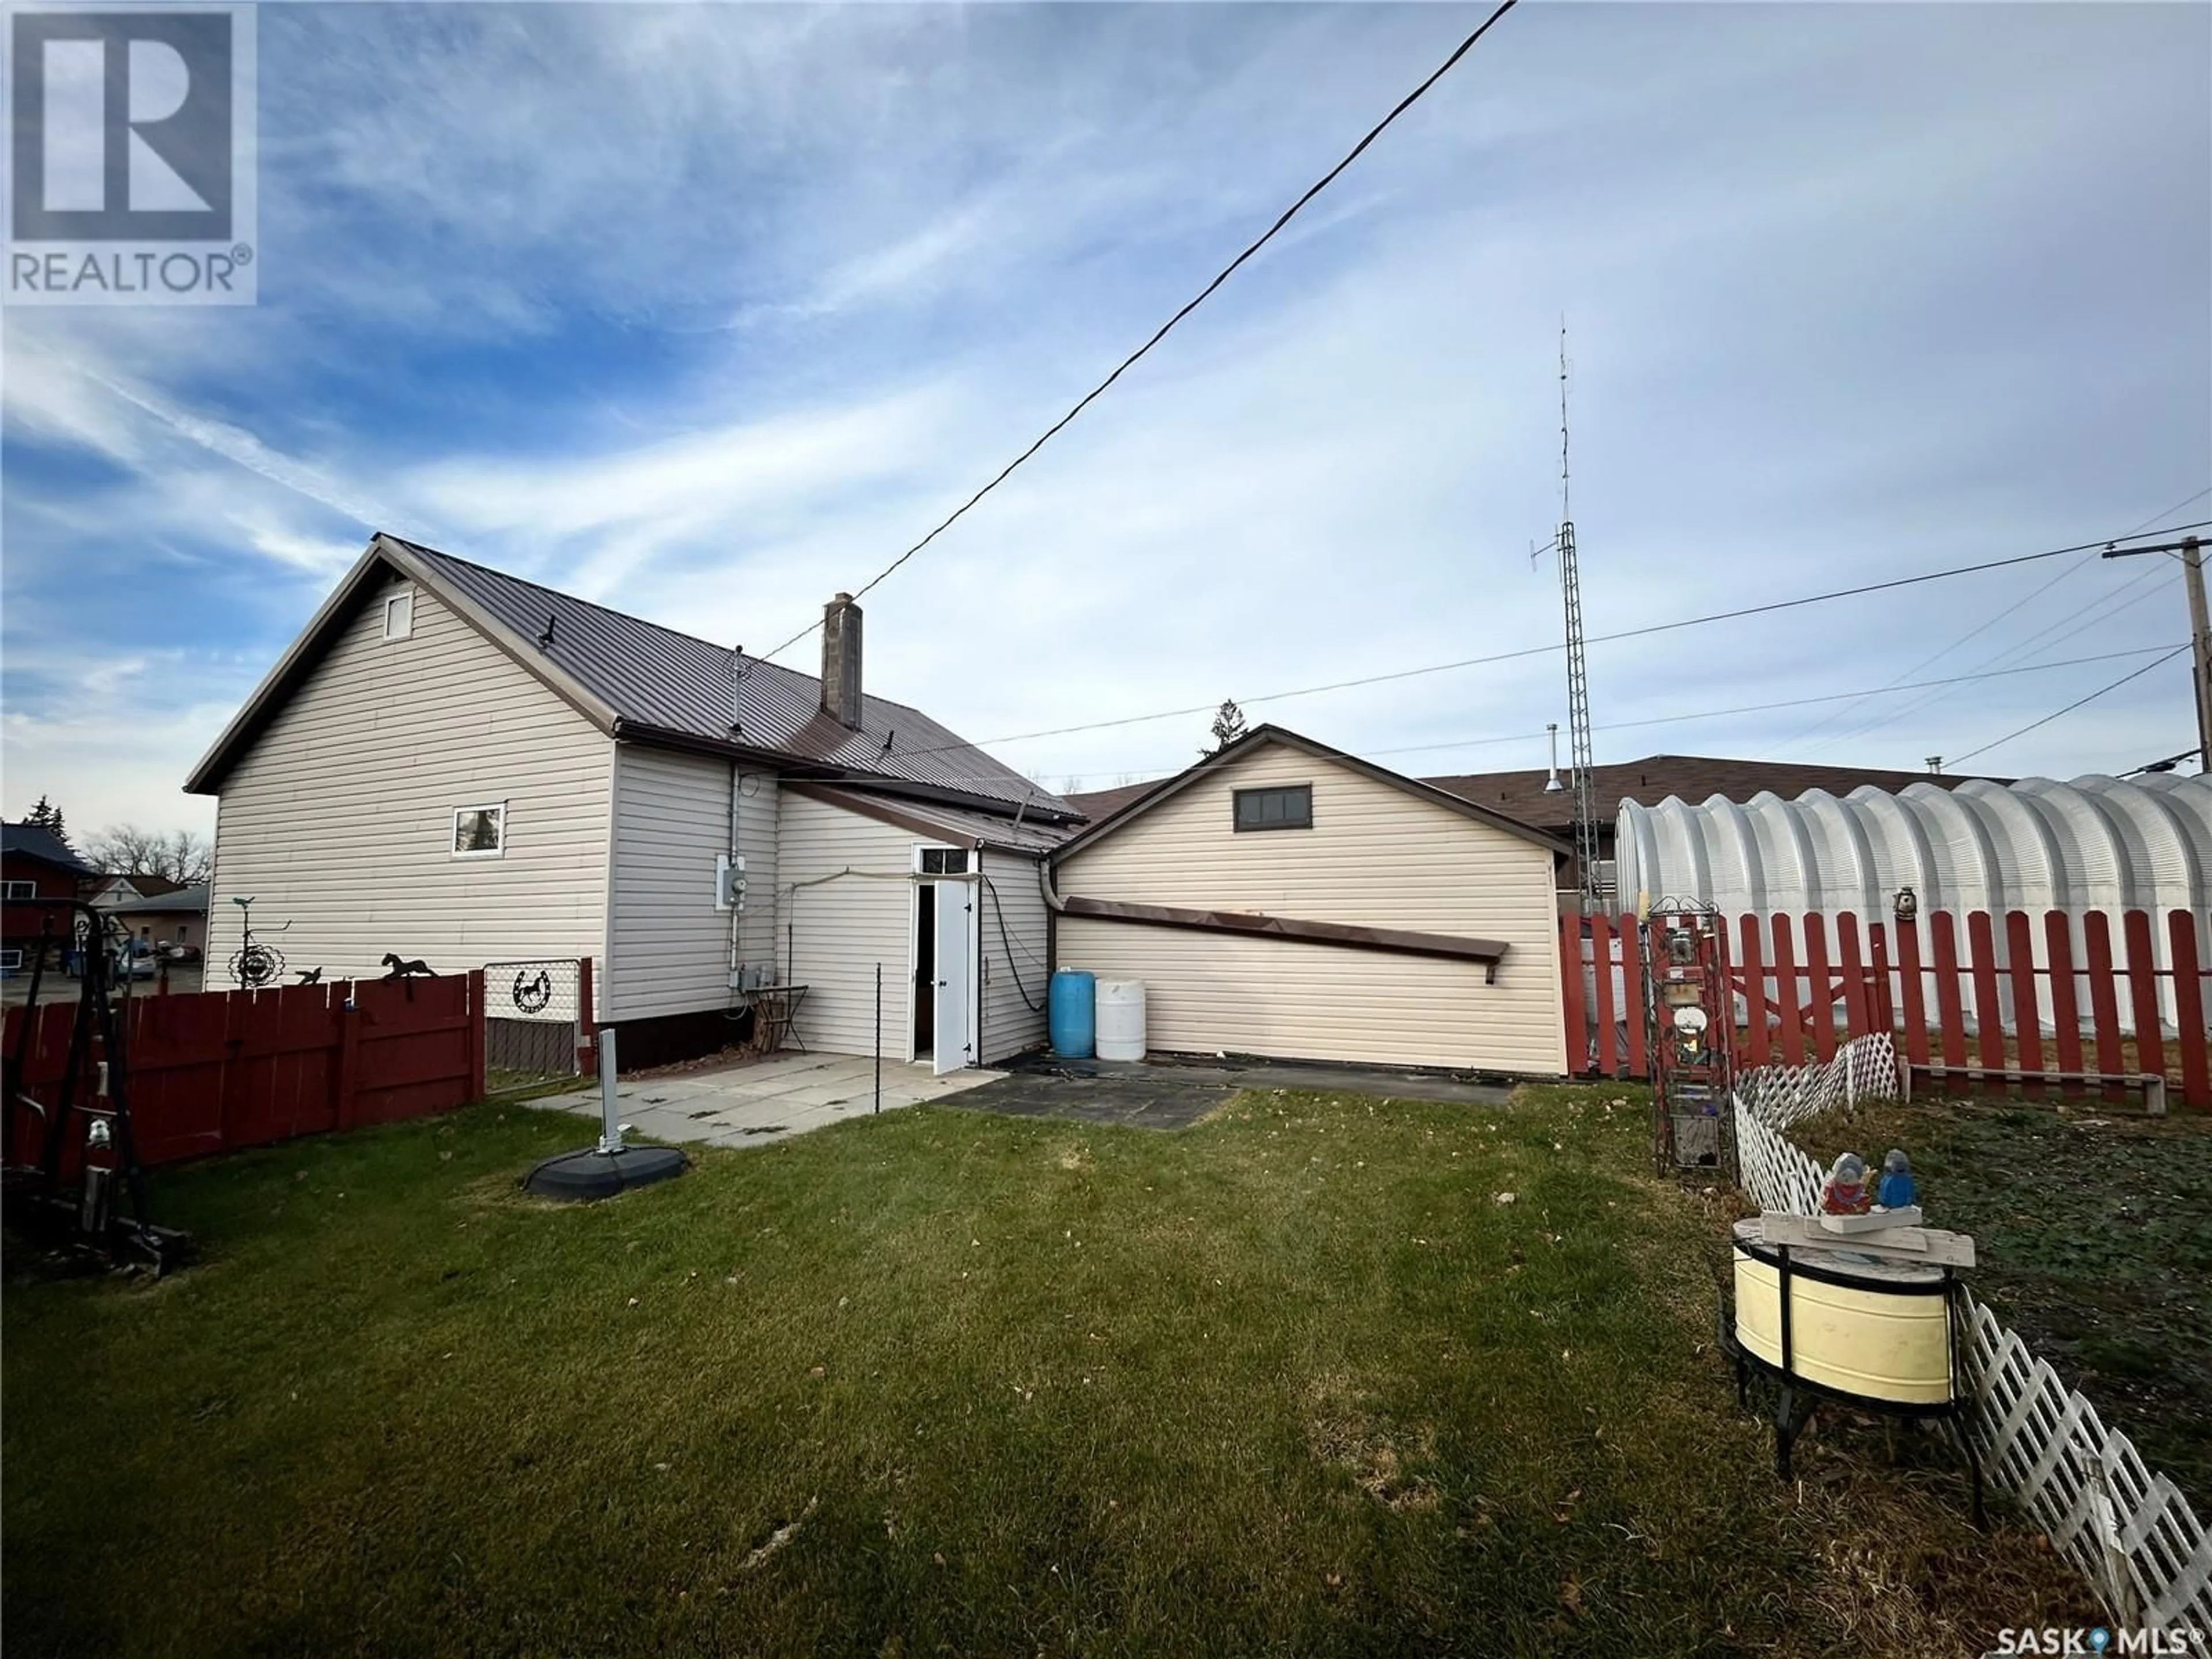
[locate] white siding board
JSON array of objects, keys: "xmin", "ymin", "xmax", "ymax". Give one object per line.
[
  {"xmin": 207, "ymin": 575, "xmax": 610, "ymax": 986},
  {"xmin": 1054, "ymin": 743, "xmax": 1565, "ymax": 1074},
  {"xmin": 603, "ymin": 747, "xmax": 781, "ymax": 1022},
  {"xmin": 979, "ymin": 850, "xmax": 1049, "ymax": 1063},
  {"xmin": 206, "ymin": 575, "xmax": 611, "ymax": 986},
  {"xmin": 775, "ymin": 791, "xmax": 913, "ymax": 1059}
]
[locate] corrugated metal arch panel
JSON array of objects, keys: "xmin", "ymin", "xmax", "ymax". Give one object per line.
[
  {"xmin": 2135, "ymin": 774, "xmax": 2212, "ymax": 899},
  {"xmin": 1614, "ymin": 774, "xmax": 2212, "ymax": 918},
  {"xmin": 2082, "ymin": 775, "xmax": 2206, "ymax": 914},
  {"xmin": 1709, "ymin": 796, "xmax": 1768, "ymax": 914},
  {"xmin": 2012, "ymin": 777, "xmax": 2133, "ymax": 910},
  {"xmin": 1903, "ymin": 781, "xmax": 2008, "ymax": 913},
  {"xmin": 1850, "ymin": 787, "xmax": 1942, "ymax": 910},
  {"xmin": 1951, "ymin": 778, "xmax": 2067, "ymax": 912}
]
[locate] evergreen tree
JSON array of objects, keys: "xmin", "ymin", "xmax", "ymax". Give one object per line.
[
  {"xmin": 1202, "ymin": 699, "xmax": 1247, "ymax": 757},
  {"xmin": 24, "ymin": 795, "xmax": 70, "ymax": 848}
]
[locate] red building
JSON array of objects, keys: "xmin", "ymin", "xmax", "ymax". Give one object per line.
[{"xmin": 1, "ymin": 822, "xmax": 96, "ymax": 974}]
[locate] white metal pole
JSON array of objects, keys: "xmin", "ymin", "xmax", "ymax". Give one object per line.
[{"xmin": 596, "ymin": 1026, "xmax": 622, "ymax": 1155}]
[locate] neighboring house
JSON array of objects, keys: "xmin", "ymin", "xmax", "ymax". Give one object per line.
[
  {"xmin": 90, "ymin": 873, "xmax": 191, "ymax": 903},
  {"xmin": 185, "ymin": 534, "xmax": 1082, "ymax": 1069},
  {"xmin": 1048, "ymin": 726, "xmax": 1570, "ymax": 1074},
  {"xmin": 104, "ymin": 882, "xmax": 209, "ymax": 956},
  {"xmin": 88, "ymin": 873, "xmax": 190, "ymax": 915},
  {"xmin": 1, "ymin": 822, "xmax": 96, "ymax": 973}
]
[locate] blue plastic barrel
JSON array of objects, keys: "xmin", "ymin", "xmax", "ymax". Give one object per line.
[{"xmin": 1048, "ymin": 969, "xmax": 1096, "ymax": 1058}]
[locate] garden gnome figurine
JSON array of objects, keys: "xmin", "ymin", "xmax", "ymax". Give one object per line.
[
  {"xmin": 1820, "ymin": 1152, "xmax": 1873, "ymax": 1215},
  {"xmin": 1877, "ymin": 1148, "xmax": 1916, "ymax": 1211}
]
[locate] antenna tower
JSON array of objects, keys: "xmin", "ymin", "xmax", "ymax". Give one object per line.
[{"xmin": 1554, "ymin": 323, "xmax": 1601, "ymax": 907}]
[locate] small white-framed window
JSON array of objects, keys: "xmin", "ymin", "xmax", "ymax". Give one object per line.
[
  {"xmin": 382, "ymin": 589, "xmax": 415, "ymax": 641},
  {"xmin": 452, "ymin": 802, "xmax": 506, "ymax": 858},
  {"xmin": 0, "ymin": 949, "xmax": 22, "ymax": 971},
  {"xmin": 2, "ymin": 880, "xmax": 35, "ymax": 900}
]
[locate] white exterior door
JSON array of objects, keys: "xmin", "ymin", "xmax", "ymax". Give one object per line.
[{"xmin": 931, "ymin": 879, "xmax": 975, "ymax": 1074}]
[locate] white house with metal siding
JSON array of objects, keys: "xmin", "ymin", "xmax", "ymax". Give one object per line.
[
  {"xmin": 1050, "ymin": 727, "xmax": 1570, "ymax": 1075},
  {"xmin": 188, "ymin": 535, "xmax": 1077, "ymax": 1070},
  {"xmin": 202, "ymin": 569, "xmax": 612, "ymax": 988}
]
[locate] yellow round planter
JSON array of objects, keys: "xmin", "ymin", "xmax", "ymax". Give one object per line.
[{"xmin": 1730, "ymin": 1219, "xmax": 1955, "ymax": 1406}]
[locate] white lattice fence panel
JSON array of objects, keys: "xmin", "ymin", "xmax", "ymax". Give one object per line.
[
  {"xmin": 1733, "ymin": 1101, "xmax": 1824, "ymax": 1215},
  {"xmin": 1965, "ymin": 1300, "xmax": 2212, "ymax": 1638},
  {"xmin": 1730, "ymin": 1052, "xmax": 2211, "ymax": 1643},
  {"xmin": 1738, "ymin": 1033, "xmax": 1902, "ymax": 1130}
]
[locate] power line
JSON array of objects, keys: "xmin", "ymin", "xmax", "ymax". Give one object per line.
[
  {"xmin": 955, "ymin": 520, "xmax": 2212, "ymax": 752},
  {"xmin": 1786, "ymin": 486, "xmax": 2211, "ymax": 756},
  {"xmin": 1948, "ymin": 645, "xmax": 2192, "ymax": 767},
  {"xmin": 742, "ymin": 518, "xmax": 2212, "ymax": 789},
  {"xmin": 754, "ymin": 0, "xmax": 1524, "ymax": 665},
  {"xmin": 1380, "ymin": 646, "xmax": 2187, "ymax": 757},
  {"xmin": 1796, "ymin": 557, "xmax": 2176, "ymax": 757},
  {"xmin": 1040, "ymin": 643, "xmax": 2183, "ymax": 787}
]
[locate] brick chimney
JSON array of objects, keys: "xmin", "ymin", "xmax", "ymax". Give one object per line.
[{"xmin": 820, "ymin": 593, "xmax": 863, "ymax": 728}]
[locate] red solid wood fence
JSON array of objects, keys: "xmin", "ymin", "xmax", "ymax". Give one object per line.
[
  {"xmin": 1559, "ymin": 908, "xmax": 2211, "ymax": 1109},
  {"xmin": 5, "ymin": 971, "xmax": 487, "ymax": 1178}
]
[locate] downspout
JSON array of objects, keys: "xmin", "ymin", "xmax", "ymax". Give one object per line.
[
  {"xmin": 729, "ymin": 760, "xmax": 743, "ymax": 984},
  {"xmin": 1037, "ymin": 858, "xmax": 1069, "ymax": 913},
  {"xmin": 728, "ymin": 646, "xmax": 747, "ymax": 1000},
  {"xmin": 1039, "ymin": 856, "xmax": 1067, "ymax": 974}
]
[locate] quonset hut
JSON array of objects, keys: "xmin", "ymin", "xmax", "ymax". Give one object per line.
[{"xmin": 1613, "ymin": 773, "xmax": 2212, "ymax": 1033}]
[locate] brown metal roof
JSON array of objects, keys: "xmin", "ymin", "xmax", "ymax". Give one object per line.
[
  {"xmin": 188, "ymin": 536, "xmax": 1077, "ymax": 824},
  {"xmin": 1062, "ymin": 780, "xmax": 1164, "ymax": 822},
  {"xmin": 783, "ymin": 783, "xmax": 1079, "ymax": 857},
  {"xmin": 1422, "ymin": 755, "xmax": 2011, "ymax": 832}
]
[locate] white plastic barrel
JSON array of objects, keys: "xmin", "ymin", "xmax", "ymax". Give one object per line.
[{"xmin": 1094, "ymin": 978, "xmax": 1147, "ymax": 1062}]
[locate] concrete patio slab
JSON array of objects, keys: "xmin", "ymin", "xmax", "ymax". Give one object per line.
[
  {"xmin": 528, "ymin": 1054, "xmax": 1002, "ymax": 1149},
  {"xmin": 946, "ymin": 1053, "xmax": 1518, "ymax": 1131}
]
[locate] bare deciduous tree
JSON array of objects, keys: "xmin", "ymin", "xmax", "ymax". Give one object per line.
[{"xmin": 83, "ymin": 825, "xmax": 212, "ymax": 885}]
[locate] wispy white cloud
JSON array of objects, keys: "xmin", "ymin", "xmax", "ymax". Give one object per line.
[{"xmin": 2, "ymin": 0, "xmax": 2206, "ymax": 828}]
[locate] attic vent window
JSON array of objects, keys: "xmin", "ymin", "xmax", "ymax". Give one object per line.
[
  {"xmin": 382, "ymin": 590, "xmax": 414, "ymax": 641},
  {"xmin": 1233, "ymin": 785, "xmax": 1312, "ymax": 832}
]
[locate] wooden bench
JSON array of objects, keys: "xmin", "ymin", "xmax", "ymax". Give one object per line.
[{"xmin": 1907, "ymin": 1062, "xmax": 2166, "ymax": 1115}]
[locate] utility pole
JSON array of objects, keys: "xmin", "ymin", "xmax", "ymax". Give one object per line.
[{"xmin": 2101, "ymin": 535, "xmax": 2210, "ymax": 771}]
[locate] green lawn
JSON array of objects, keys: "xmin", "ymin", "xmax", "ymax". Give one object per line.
[{"xmin": 4, "ymin": 1085, "xmax": 2091, "ymax": 1657}]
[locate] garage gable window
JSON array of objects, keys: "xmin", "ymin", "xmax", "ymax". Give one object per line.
[{"xmin": 1233, "ymin": 785, "xmax": 1312, "ymax": 832}]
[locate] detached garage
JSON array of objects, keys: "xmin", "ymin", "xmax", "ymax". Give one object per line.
[{"xmin": 1048, "ymin": 726, "xmax": 1570, "ymax": 1075}]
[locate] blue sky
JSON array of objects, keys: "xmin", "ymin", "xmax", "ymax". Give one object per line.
[{"xmin": 5, "ymin": 2, "xmax": 2209, "ymax": 835}]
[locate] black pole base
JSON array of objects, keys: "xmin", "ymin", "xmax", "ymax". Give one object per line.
[{"xmin": 522, "ymin": 1144, "xmax": 690, "ymax": 1202}]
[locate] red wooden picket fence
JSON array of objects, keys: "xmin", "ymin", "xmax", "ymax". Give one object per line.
[
  {"xmin": 1560, "ymin": 908, "xmax": 2212, "ymax": 1110},
  {"xmin": 4, "ymin": 971, "xmax": 487, "ymax": 1178}
]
